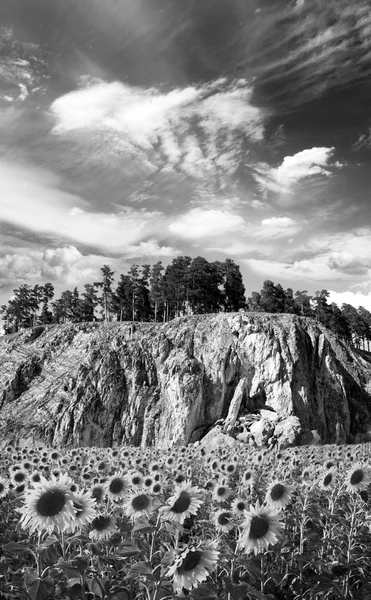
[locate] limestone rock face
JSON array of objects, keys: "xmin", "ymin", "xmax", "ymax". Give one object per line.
[{"xmin": 0, "ymin": 313, "xmax": 371, "ymax": 449}]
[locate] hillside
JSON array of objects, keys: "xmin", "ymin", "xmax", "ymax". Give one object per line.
[{"xmin": 1, "ymin": 313, "xmax": 371, "ymax": 449}]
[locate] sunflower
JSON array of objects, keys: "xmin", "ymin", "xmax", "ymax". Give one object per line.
[
  {"xmin": 65, "ymin": 491, "xmax": 97, "ymax": 533},
  {"xmin": 212, "ymin": 484, "xmax": 233, "ymax": 503},
  {"xmin": 15, "ymin": 483, "xmax": 27, "ymax": 496},
  {"xmin": 129, "ymin": 471, "xmax": 144, "ymax": 488},
  {"xmin": 242, "ymin": 469, "xmax": 257, "ymax": 488},
  {"xmin": 160, "ymin": 481, "xmax": 203, "ymax": 524},
  {"xmin": 124, "ymin": 492, "xmax": 153, "ymax": 521},
  {"xmin": 231, "ymin": 497, "xmax": 248, "ymax": 515},
  {"xmin": 167, "ymin": 541, "xmax": 219, "ymax": 593},
  {"xmin": 319, "ymin": 470, "xmax": 336, "ymax": 491},
  {"xmin": 265, "ymin": 481, "xmax": 293, "ymax": 510},
  {"xmin": 151, "ymin": 482, "xmax": 162, "ymax": 495},
  {"xmin": 11, "ymin": 469, "xmax": 28, "ymax": 485},
  {"xmin": 18, "ymin": 473, "xmax": 75, "ymax": 533},
  {"xmin": 238, "ymin": 501, "xmax": 284, "ymax": 555},
  {"xmin": 0, "ymin": 476, "xmax": 9, "ymax": 499},
  {"xmin": 91, "ymin": 483, "xmax": 106, "ymax": 504},
  {"xmin": 346, "ymin": 463, "xmax": 371, "ymax": 493},
  {"xmin": 213, "ymin": 510, "xmax": 235, "ymax": 533},
  {"xmin": 106, "ymin": 472, "xmax": 129, "ymax": 500}
]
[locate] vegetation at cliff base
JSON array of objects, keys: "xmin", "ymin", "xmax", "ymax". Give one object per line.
[{"xmin": 1, "ymin": 442, "xmax": 371, "ymax": 599}]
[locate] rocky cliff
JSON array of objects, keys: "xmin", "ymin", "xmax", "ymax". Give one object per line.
[{"xmin": 1, "ymin": 313, "xmax": 371, "ymax": 449}]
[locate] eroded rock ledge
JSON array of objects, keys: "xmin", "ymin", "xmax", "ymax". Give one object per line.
[{"xmin": 0, "ymin": 313, "xmax": 371, "ymax": 449}]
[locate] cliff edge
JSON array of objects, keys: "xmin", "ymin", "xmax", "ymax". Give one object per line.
[{"xmin": 1, "ymin": 313, "xmax": 371, "ymax": 448}]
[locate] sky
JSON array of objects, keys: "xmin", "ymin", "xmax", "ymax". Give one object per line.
[{"xmin": 1, "ymin": 0, "xmax": 371, "ymax": 311}]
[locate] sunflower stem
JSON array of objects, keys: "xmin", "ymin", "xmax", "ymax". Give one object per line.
[
  {"xmin": 149, "ymin": 513, "xmax": 161, "ymax": 564},
  {"xmin": 343, "ymin": 492, "xmax": 359, "ymax": 598},
  {"xmin": 60, "ymin": 530, "xmax": 66, "ymax": 560},
  {"xmin": 260, "ymin": 553, "xmax": 265, "ymax": 593}
]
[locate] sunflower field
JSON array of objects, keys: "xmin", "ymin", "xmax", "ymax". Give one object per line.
[{"xmin": 1, "ymin": 442, "xmax": 371, "ymax": 600}]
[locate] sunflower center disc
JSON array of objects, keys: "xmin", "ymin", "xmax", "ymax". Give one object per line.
[
  {"xmin": 109, "ymin": 478, "xmax": 124, "ymax": 494},
  {"xmin": 323, "ymin": 474, "xmax": 332, "ymax": 486},
  {"xmin": 171, "ymin": 491, "xmax": 191, "ymax": 513},
  {"xmin": 350, "ymin": 470, "xmax": 363, "ymax": 485},
  {"xmin": 92, "ymin": 515, "xmax": 111, "ymax": 531},
  {"xmin": 178, "ymin": 550, "xmax": 202, "ymax": 573},
  {"xmin": 250, "ymin": 515, "xmax": 269, "ymax": 539},
  {"xmin": 270, "ymin": 484, "xmax": 285, "ymax": 501},
  {"xmin": 132, "ymin": 494, "xmax": 150, "ymax": 511},
  {"xmin": 36, "ymin": 490, "xmax": 66, "ymax": 517},
  {"xmin": 218, "ymin": 512, "xmax": 231, "ymax": 526}
]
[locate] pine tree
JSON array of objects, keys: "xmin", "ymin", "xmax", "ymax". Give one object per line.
[
  {"xmin": 222, "ymin": 258, "xmax": 246, "ymax": 311},
  {"xmin": 94, "ymin": 265, "xmax": 115, "ymax": 321},
  {"xmin": 149, "ymin": 261, "xmax": 165, "ymax": 322}
]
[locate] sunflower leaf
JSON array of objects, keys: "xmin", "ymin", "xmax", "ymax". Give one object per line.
[
  {"xmin": 116, "ymin": 542, "xmax": 141, "ymax": 556},
  {"xmin": 126, "ymin": 561, "xmax": 153, "ymax": 580},
  {"xmin": 3, "ymin": 542, "xmax": 30, "ymax": 554}
]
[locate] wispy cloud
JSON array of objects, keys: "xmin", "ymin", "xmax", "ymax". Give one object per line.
[
  {"xmin": 252, "ymin": 1, "xmax": 371, "ymax": 110},
  {"xmin": 0, "ymin": 159, "xmax": 177, "ymax": 256},
  {"xmin": 50, "ymin": 78, "xmax": 265, "ymax": 186}
]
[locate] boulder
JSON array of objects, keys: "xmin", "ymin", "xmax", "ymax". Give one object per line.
[
  {"xmin": 274, "ymin": 416, "xmax": 302, "ymax": 449},
  {"xmin": 200, "ymin": 426, "xmax": 237, "ymax": 452},
  {"xmin": 249, "ymin": 418, "xmax": 275, "ymax": 446}
]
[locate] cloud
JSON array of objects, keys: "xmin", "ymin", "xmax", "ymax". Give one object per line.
[
  {"xmin": 50, "ymin": 78, "xmax": 265, "ymax": 185},
  {"xmin": 168, "ymin": 208, "xmax": 246, "ymax": 240},
  {"xmin": 260, "ymin": 217, "xmax": 300, "ymax": 237},
  {"xmin": 328, "ymin": 252, "xmax": 371, "ymax": 275},
  {"xmin": 0, "ymin": 27, "xmax": 46, "ymax": 101},
  {"xmin": 0, "ymin": 247, "xmax": 101, "ymax": 289},
  {"xmin": 252, "ymin": 147, "xmax": 338, "ymax": 195},
  {"xmin": 0, "ymin": 159, "xmax": 178, "ymax": 255},
  {"xmin": 328, "ymin": 290, "xmax": 371, "ymax": 312},
  {"xmin": 254, "ymin": 1, "xmax": 371, "ymax": 110}
]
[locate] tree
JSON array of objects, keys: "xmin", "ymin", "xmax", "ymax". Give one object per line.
[
  {"xmin": 40, "ymin": 283, "xmax": 54, "ymax": 324},
  {"xmin": 312, "ymin": 290, "xmax": 330, "ymax": 326},
  {"xmin": 149, "ymin": 262, "xmax": 165, "ymax": 322},
  {"xmin": 188, "ymin": 256, "xmax": 223, "ymax": 314},
  {"xmin": 113, "ymin": 274, "xmax": 133, "ymax": 321},
  {"xmin": 135, "ymin": 264, "xmax": 152, "ymax": 321},
  {"xmin": 163, "ymin": 256, "xmax": 192, "ymax": 320},
  {"xmin": 259, "ymin": 280, "xmax": 286, "ymax": 313},
  {"xmin": 80, "ymin": 284, "xmax": 99, "ymax": 322},
  {"xmin": 94, "ymin": 265, "xmax": 115, "ymax": 321},
  {"xmin": 247, "ymin": 291, "xmax": 263, "ymax": 312},
  {"xmin": 327, "ymin": 303, "xmax": 351, "ymax": 342},
  {"xmin": 294, "ymin": 290, "xmax": 313, "ymax": 317},
  {"xmin": 221, "ymin": 258, "xmax": 246, "ymax": 312}
]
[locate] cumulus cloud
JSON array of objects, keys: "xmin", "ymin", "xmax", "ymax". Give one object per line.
[
  {"xmin": 328, "ymin": 290, "xmax": 371, "ymax": 312},
  {"xmin": 328, "ymin": 252, "xmax": 371, "ymax": 275},
  {"xmin": 260, "ymin": 217, "xmax": 300, "ymax": 237},
  {"xmin": 0, "ymin": 246, "xmax": 102, "ymax": 288},
  {"xmin": 168, "ymin": 208, "xmax": 246, "ymax": 239},
  {"xmin": 50, "ymin": 78, "xmax": 265, "ymax": 184},
  {"xmin": 252, "ymin": 147, "xmax": 338, "ymax": 195}
]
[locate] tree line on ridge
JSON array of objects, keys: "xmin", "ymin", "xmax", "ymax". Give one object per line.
[{"xmin": 1, "ymin": 257, "xmax": 370, "ymax": 351}]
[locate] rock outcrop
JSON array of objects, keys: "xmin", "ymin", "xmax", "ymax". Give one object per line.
[{"xmin": 0, "ymin": 313, "xmax": 371, "ymax": 449}]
